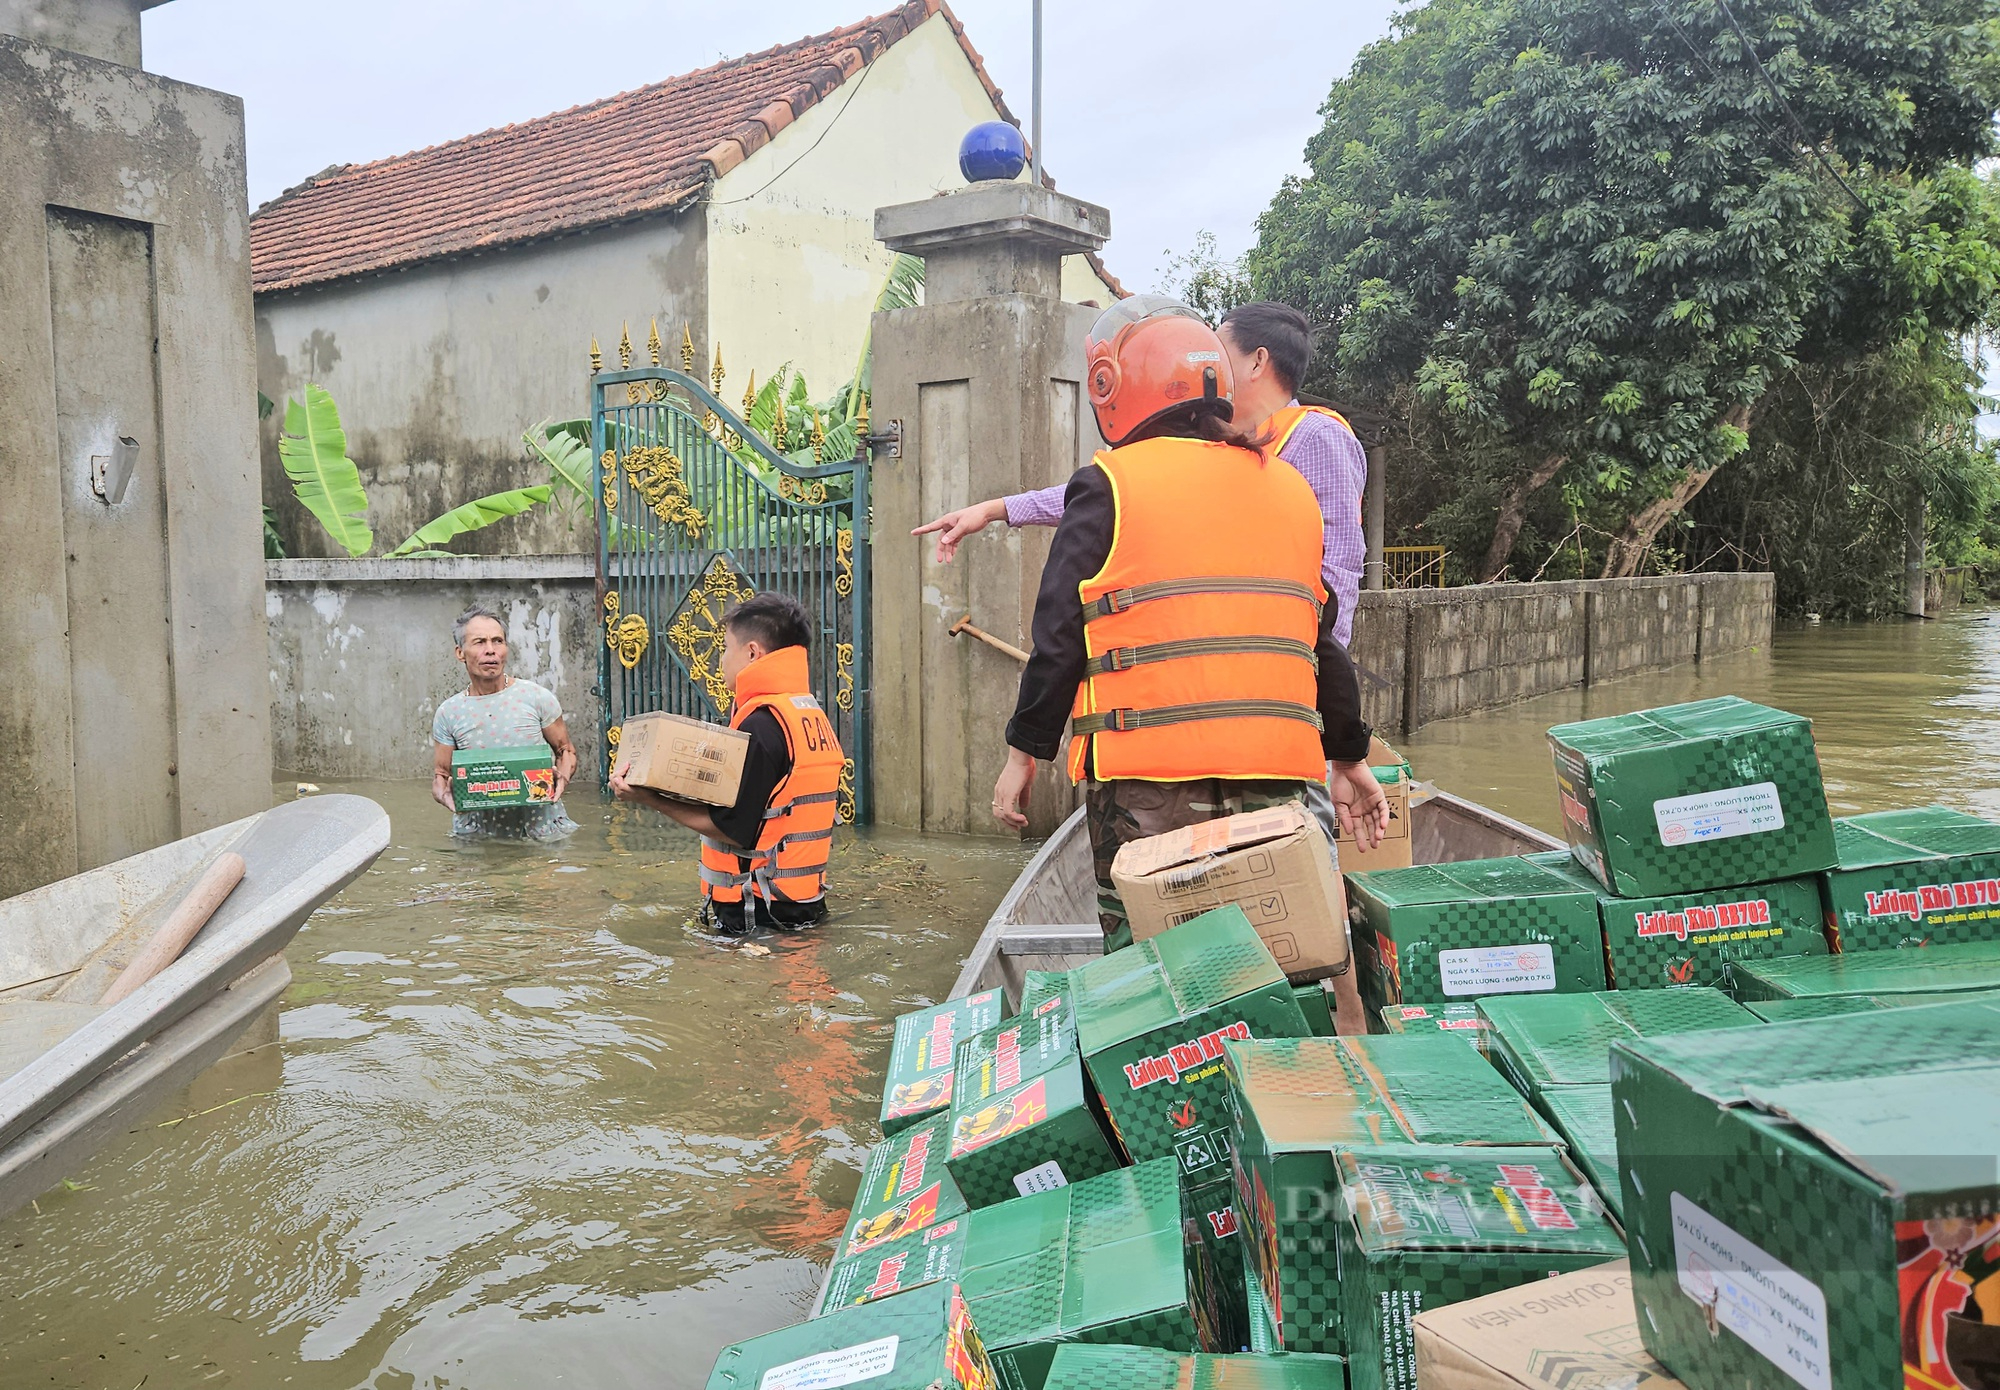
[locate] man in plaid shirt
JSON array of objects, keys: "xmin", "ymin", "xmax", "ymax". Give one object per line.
[{"xmin": 914, "ymin": 301, "xmax": 1369, "ymax": 646}]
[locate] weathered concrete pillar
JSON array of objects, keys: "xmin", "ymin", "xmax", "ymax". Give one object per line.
[
  {"xmin": 1363, "ymin": 443, "xmax": 1386, "ymax": 591},
  {"xmin": 1905, "ymin": 486, "xmax": 1929, "ymax": 619},
  {"xmin": 869, "ymin": 184, "xmax": 1109, "ymax": 837},
  {"xmin": 0, "ymin": 0, "xmax": 272, "ymax": 897}
]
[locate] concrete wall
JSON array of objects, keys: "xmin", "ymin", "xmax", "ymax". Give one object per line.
[
  {"xmin": 706, "ymin": 12, "xmax": 1117, "ymax": 401},
  {"xmin": 1353, "ymin": 573, "xmax": 1776, "ymax": 736},
  {"xmin": 255, "ymin": 213, "xmax": 706, "ymax": 559},
  {"xmin": 0, "ymin": 0, "xmax": 146, "ymax": 65},
  {"xmin": 1, "ymin": 33, "xmax": 271, "ymax": 899},
  {"xmin": 265, "ymin": 557, "xmax": 601, "ymax": 782}
]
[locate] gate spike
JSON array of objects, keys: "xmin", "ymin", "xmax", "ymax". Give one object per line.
[
  {"xmin": 811, "ymin": 408, "xmax": 825, "ymax": 463},
  {"xmin": 618, "ymin": 322, "xmax": 633, "ymax": 370},
  {"xmin": 681, "ymin": 323, "xmax": 696, "ymax": 373},
  {"xmin": 589, "ymin": 336, "xmax": 602, "ymax": 374},
  {"xmin": 773, "ymin": 392, "xmax": 788, "ymax": 450},
  {"xmin": 711, "ymin": 344, "xmax": 725, "ymax": 396},
  {"xmin": 647, "ymin": 318, "xmax": 662, "ymax": 367},
  {"xmin": 743, "ymin": 370, "xmax": 757, "ymax": 417}
]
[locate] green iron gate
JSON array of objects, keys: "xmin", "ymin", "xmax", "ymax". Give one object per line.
[{"xmin": 591, "ymin": 341, "xmax": 871, "ymax": 822}]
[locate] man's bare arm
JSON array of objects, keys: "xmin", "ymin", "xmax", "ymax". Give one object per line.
[
  {"xmin": 541, "ymin": 717, "xmax": 579, "ymax": 799},
  {"xmin": 432, "ymin": 741, "xmax": 455, "ymax": 809}
]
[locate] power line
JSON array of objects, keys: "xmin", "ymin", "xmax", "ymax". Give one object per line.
[
  {"xmin": 1708, "ymin": 0, "xmax": 1871, "ymax": 212},
  {"xmin": 710, "ymin": 51, "xmax": 881, "ymax": 207}
]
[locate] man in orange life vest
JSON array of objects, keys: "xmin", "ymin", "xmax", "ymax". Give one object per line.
[
  {"xmin": 609, "ymin": 592, "xmax": 845, "ymax": 935},
  {"xmin": 990, "ymin": 297, "xmax": 1388, "ymax": 953}
]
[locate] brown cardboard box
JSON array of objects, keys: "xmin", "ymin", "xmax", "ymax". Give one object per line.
[
  {"xmin": 1111, "ymin": 803, "xmax": 1350, "ymax": 981},
  {"xmin": 612, "ymin": 711, "xmax": 749, "ymax": 807},
  {"xmin": 1333, "ymin": 736, "xmax": 1414, "ymax": 872},
  {"xmin": 1412, "ymin": 1260, "xmax": 1686, "ymax": 1390}
]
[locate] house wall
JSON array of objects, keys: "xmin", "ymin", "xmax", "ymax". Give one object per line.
[
  {"xmin": 0, "ymin": 33, "xmax": 271, "ymax": 898},
  {"xmin": 254, "ymin": 212, "xmax": 707, "ymax": 558},
  {"xmin": 705, "ymin": 11, "xmax": 1117, "ymax": 400}
]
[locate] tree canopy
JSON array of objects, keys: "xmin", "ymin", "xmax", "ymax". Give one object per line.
[{"xmin": 1254, "ymin": 0, "xmax": 2000, "ymax": 588}]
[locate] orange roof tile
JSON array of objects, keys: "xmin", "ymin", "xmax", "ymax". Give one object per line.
[{"xmin": 250, "ymin": 0, "xmax": 1123, "ymax": 298}]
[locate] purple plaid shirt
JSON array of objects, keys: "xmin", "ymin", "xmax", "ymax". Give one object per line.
[{"xmin": 1004, "ymin": 405, "xmax": 1368, "ymax": 645}]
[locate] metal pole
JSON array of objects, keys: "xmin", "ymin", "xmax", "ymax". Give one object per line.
[
  {"xmin": 1363, "ymin": 443, "xmax": 1387, "ymax": 591},
  {"xmin": 1905, "ymin": 484, "xmax": 1929, "ymax": 619},
  {"xmin": 1030, "ymin": 0, "xmax": 1043, "ymax": 185}
]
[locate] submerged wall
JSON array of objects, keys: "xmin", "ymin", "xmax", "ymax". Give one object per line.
[{"xmin": 1352, "ymin": 572, "xmax": 1776, "ymax": 736}]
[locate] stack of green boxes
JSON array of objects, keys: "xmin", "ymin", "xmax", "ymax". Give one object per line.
[
  {"xmin": 839, "ymin": 1112, "xmax": 968, "ymax": 1261},
  {"xmin": 819, "ymin": 1159, "xmax": 1200, "ymax": 1390},
  {"xmin": 1221, "ymin": 1032, "xmax": 1585, "ymax": 1365},
  {"xmin": 881, "ymin": 989, "xmax": 1008, "ymax": 1134},
  {"xmin": 1344, "ymin": 856, "xmax": 1607, "ymax": 1012},
  {"xmin": 1822, "ymin": 805, "xmax": 2000, "ymax": 951},
  {"xmin": 1071, "ymin": 905, "xmax": 1313, "ymax": 1354},
  {"xmin": 944, "ymin": 986, "xmax": 1122, "ymax": 1208},
  {"xmin": 705, "ymin": 1279, "xmax": 995, "ymax": 1390},
  {"xmin": 1474, "ymin": 987, "xmax": 1758, "ymax": 1220},
  {"xmin": 1613, "ymin": 996, "xmax": 2000, "ymax": 1390}
]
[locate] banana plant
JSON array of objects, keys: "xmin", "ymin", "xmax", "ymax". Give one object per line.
[
  {"xmin": 387, "ymin": 487, "xmax": 554, "ymax": 558},
  {"xmin": 277, "ymin": 384, "xmax": 372, "ymax": 557}
]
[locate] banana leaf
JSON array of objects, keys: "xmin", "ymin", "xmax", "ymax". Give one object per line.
[
  {"xmin": 851, "ymin": 253, "xmax": 924, "ymax": 403},
  {"xmin": 524, "ymin": 419, "xmax": 594, "ymax": 500},
  {"xmin": 278, "ymin": 385, "xmax": 372, "ymax": 557},
  {"xmin": 387, "ymin": 485, "xmax": 552, "ymax": 558}
]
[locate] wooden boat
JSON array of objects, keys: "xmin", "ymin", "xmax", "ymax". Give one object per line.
[
  {"xmin": 0, "ymin": 794, "xmax": 389, "ymax": 1217},
  {"xmin": 950, "ymin": 784, "xmax": 1562, "ymax": 1006}
]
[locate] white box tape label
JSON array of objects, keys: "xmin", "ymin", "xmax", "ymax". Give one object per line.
[
  {"xmin": 1670, "ymin": 1192, "xmax": 1830, "ymax": 1390},
  {"xmin": 1438, "ymin": 943, "xmax": 1556, "ymax": 997},
  {"xmin": 1653, "ymin": 782, "xmax": 1785, "ymax": 847},
  {"xmin": 760, "ymin": 1335, "xmax": 899, "ymax": 1390},
  {"xmin": 1012, "ymin": 1160, "xmax": 1068, "ymax": 1196}
]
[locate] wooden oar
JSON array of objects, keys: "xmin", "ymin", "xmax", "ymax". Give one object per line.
[
  {"xmin": 949, "ymin": 615, "xmax": 1030, "ymax": 664},
  {"xmin": 99, "ymin": 853, "xmax": 246, "ymax": 1007}
]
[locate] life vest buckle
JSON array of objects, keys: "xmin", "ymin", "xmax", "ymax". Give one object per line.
[
  {"xmin": 1104, "ymin": 647, "xmax": 1134, "ymax": 672},
  {"xmin": 1102, "ymin": 588, "xmax": 1134, "ymax": 615},
  {"xmin": 1105, "ymin": 708, "xmax": 1138, "ymax": 732}
]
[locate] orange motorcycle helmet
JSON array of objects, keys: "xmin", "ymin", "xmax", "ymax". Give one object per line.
[{"xmin": 1085, "ymin": 295, "xmax": 1236, "ymax": 446}]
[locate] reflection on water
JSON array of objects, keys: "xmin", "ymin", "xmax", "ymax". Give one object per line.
[
  {"xmin": 1403, "ymin": 611, "xmax": 2000, "ymax": 829},
  {"xmin": 0, "ymin": 786, "xmax": 1025, "ymax": 1388}
]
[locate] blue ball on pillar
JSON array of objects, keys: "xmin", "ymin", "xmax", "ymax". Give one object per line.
[{"xmin": 958, "ymin": 122, "xmax": 1028, "ymax": 183}]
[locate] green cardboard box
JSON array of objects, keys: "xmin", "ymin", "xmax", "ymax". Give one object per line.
[
  {"xmin": 1224, "ymin": 1034, "xmax": 1559, "ymax": 1355},
  {"xmin": 943, "ymin": 995, "xmax": 1122, "ymax": 1208},
  {"xmin": 1073, "ymin": 906, "xmax": 1310, "ymax": 1186},
  {"xmin": 1547, "ymin": 697, "xmax": 1837, "ymax": 898},
  {"xmin": 1016, "ymin": 969, "xmax": 1071, "ymax": 1017},
  {"xmin": 1246, "ymin": 1262, "xmax": 1281, "ymax": 1354},
  {"xmin": 1611, "ymin": 998, "xmax": 2000, "ymax": 1390},
  {"xmin": 1377, "ymin": 1002, "xmax": 1488, "ymax": 1042},
  {"xmin": 1742, "ymin": 989, "xmax": 2000, "ymax": 1021},
  {"xmin": 1822, "ymin": 805, "xmax": 2000, "ymax": 953},
  {"xmin": 1726, "ymin": 938, "xmax": 2000, "ymax": 1002},
  {"xmin": 1533, "ymin": 1083, "xmax": 1623, "ymax": 1224},
  {"xmin": 1476, "ymin": 987, "xmax": 1758, "ymax": 1100},
  {"xmin": 840, "ymin": 1113, "xmax": 968, "ymax": 1262},
  {"xmin": 882, "ymin": 989, "xmax": 1008, "ymax": 1134},
  {"xmin": 449, "ymin": 745, "xmax": 555, "ymax": 810},
  {"xmin": 1346, "ymin": 857, "xmax": 1606, "ymax": 1011},
  {"xmin": 1524, "ymin": 848, "xmax": 1829, "ymax": 989},
  {"xmin": 1043, "ymin": 1344, "xmax": 1346, "ymax": 1390},
  {"xmin": 1182, "ymin": 1172, "xmax": 1250, "ymax": 1354},
  {"xmin": 1335, "ymin": 1144, "xmax": 1625, "ymax": 1390},
  {"xmin": 708, "ymin": 1279, "xmax": 995, "ymax": 1390},
  {"xmin": 1292, "ymin": 980, "xmax": 1336, "ymax": 1037},
  {"xmin": 820, "ymin": 1159, "xmax": 1200, "ymax": 1390}
]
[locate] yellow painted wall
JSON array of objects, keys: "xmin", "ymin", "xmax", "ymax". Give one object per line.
[{"xmin": 704, "ymin": 13, "xmax": 1118, "ymax": 403}]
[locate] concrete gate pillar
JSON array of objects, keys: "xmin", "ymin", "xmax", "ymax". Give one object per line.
[
  {"xmin": 1, "ymin": 0, "xmax": 272, "ymax": 897},
  {"xmin": 869, "ymin": 184, "xmax": 1110, "ymax": 837}
]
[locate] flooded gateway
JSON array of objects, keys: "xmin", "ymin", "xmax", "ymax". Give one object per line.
[{"xmin": 4, "ymin": 613, "xmax": 1999, "ymax": 1388}]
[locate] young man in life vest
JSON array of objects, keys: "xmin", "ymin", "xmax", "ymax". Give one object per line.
[
  {"xmin": 991, "ymin": 296, "xmax": 1389, "ymax": 957},
  {"xmin": 913, "ymin": 301, "xmax": 1368, "ymax": 647},
  {"xmin": 608, "ymin": 592, "xmax": 845, "ymax": 935}
]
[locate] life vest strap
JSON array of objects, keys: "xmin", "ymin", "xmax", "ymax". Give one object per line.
[
  {"xmin": 765, "ymin": 790, "xmax": 841, "ymax": 819},
  {"xmin": 1085, "ymin": 576, "xmax": 1322, "ymax": 621},
  {"xmin": 1073, "ymin": 699, "xmax": 1325, "ymax": 737},
  {"xmin": 1085, "ymin": 635, "xmax": 1317, "ymax": 678}
]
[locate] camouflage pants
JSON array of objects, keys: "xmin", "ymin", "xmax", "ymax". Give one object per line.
[{"xmin": 1084, "ymin": 778, "xmax": 1313, "ymax": 952}]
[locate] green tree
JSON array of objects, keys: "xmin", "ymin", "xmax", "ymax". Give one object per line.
[{"xmin": 1255, "ymin": 0, "xmax": 2000, "ymax": 580}]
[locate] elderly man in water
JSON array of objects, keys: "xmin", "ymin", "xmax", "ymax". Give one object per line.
[{"xmin": 430, "ymin": 604, "xmax": 579, "ymax": 840}]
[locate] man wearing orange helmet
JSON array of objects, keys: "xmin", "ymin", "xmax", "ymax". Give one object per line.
[{"xmin": 991, "ymin": 297, "xmax": 1389, "ymax": 955}]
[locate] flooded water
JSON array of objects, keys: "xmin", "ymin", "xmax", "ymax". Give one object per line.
[
  {"xmin": 0, "ymin": 787, "xmax": 1026, "ymax": 1389},
  {"xmin": 1403, "ymin": 610, "xmax": 2000, "ymax": 829},
  {"xmin": 4, "ymin": 612, "xmax": 1997, "ymax": 1389}
]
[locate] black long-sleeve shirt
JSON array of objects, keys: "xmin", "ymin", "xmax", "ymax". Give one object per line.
[{"xmin": 1004, "ymin": 463, "xmax": 1372, "ymax": 770}]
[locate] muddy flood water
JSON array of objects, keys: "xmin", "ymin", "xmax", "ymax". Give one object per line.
[{"xmin": 3, "ymin": 611, "xmax": 1998, "ymax": 1388}]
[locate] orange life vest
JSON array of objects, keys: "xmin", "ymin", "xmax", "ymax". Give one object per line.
[
  {"xmin": 699, "ymin": 646, "xmax": 845, "ymax": 909},
  {"xmin": 1263, "ymin": 403, "xmax": 1353, "ymax": 460},
  {"xmin": 1066, "ymin": 436, "xmax": 1328, "ymax": 785}
]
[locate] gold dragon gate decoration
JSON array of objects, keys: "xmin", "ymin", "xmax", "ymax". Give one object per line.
[{"xmin": 591, "ymin": 324, "xmax": 871, "ymax": 822}]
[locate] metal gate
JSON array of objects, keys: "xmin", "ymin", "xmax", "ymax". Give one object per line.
[{"xmin": 591, "ymin": 338, "xmax": 871, "ymax": 822}]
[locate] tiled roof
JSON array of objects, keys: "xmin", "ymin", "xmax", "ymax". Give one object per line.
[{"xmin": 249, "ymin": 0, "xmax": 1123, "ymax": 297}]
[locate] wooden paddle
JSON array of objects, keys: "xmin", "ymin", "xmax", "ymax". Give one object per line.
[{"xmin": 99, "ymin": 852, "xmax": 246, "ymax": 1007}]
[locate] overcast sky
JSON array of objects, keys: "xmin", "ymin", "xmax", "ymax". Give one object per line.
[{"xmin": 142, "ymin": 0, "xmax": 1401, "ymax": 293}]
